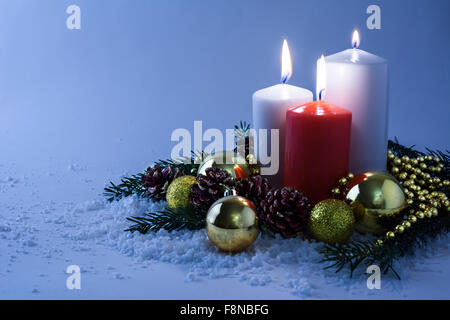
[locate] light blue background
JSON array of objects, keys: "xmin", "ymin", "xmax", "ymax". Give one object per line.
[{"xmin": 0, "ymin": 0, "xmax": 449, "ymax": 176}]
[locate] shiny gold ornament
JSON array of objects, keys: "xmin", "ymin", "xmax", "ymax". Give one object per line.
[
  {"xmin": 408, "ymin": 215, "xmax": 417, "ymax": 223},
  {"xmin": 206, "ymin": 195, "xmax": 259, "ymax": 252},
  {"xmin": 309, "ymin": 199, "xmax": 355, "ymax": 244},
  {"xmin": 395, "ymin": 225, "xmax": 405, "ymax": 233},
  {"xmin": 345, "ymin": 171, "xmax": 406, "ymax": 235},
  {"xmin": 166, "ymin": 175, "xmax": 196, "ymax": 209},
  {"xmin": 386, "ymin": 231, "xmax": 395, "ymax": 239},
  {"xmin": 197, "ymin": 151, "xmax": 251, "ymax": 179}
]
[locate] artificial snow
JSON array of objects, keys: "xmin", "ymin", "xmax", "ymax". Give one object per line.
[{"xmin": 0, "ymin": 165, "xmax": 449, "ymax": 299}]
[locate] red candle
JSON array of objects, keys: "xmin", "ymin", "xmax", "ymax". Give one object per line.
[{"xmin": 284, "ymin": 100, "xmax": 351, "ymax": 205}]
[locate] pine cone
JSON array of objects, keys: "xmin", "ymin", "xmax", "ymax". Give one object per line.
[
  {"xmin": 190, "ymin": 167, "xmax": 234, "ymax": 212},
  {"xmin": 142, "ymin": 164, "xmax": 182, "ymax": 201},
  {"xmin": 235, "ymin": 175, "xmax": 272, "ymax": 206},
  {"xmin": 259, "ymin": 187, "xmax": 311, "ymax": 238}
]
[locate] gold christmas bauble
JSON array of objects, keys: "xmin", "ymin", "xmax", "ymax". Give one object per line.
[
  {"xmin": 206, "ymin": 195, "xmax": 259, "ymax": 252},
  {"xmin": 309, "ymin": 199, "xmax": 355, "ymax": 244},
  {"xmin": 345, "ymin": 171, "xmax": 406, "ymax": 235},
  {"xmin": 166, "ymin": 175, "xmax": 196, "ymax": 209},
  {"xmin": 197, "ymin": 151, "xmax": 250, "ymax": 179}
]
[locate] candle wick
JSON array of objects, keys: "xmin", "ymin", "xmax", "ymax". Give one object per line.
[{"xmin": 318, "ymin": 89, "xmax": 325, "ymax": 101}]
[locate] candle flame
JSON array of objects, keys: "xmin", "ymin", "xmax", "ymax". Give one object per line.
[
  {"xmin": 316, "ymin": 55, "xmax": 326, "ymax": 100},
  {"xmin": 352, "ymin": 28, "xmax": 360, "ymax": 48},
  {"xmin": 281, "ymin": 39, "xmax": 293, "ymax": 84}
]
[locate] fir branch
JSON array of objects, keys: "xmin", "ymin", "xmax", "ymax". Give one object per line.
[
  {"xmin": 154, "ymin": 150, "xmax": 207, "ymax": 176},
  {"xmin": 125, "ymin": 207, "xmax": 206, "ymax": 233},
  {"xmin": 321, "ymin": 212, "xmax": 450, "ymax": 279},
  {"xmin": 234, "ymin": 120, "xmax": 251, "ymax": 139},
  {"xmin": 388, "ymin": 138, "xmax": 425, "ymax": 159},
  {"xmin": 103, "ymin": 173, "xmax": 146, "ymax": 202},
  {"xmin": 104, "ymin": 151, "xmax": 207, "ymax": 202},
  {"xmin": 389, "ymin": 138, "xmax": 450, "ymax": 181}
]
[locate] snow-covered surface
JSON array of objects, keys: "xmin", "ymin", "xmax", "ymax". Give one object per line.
[{"xmin": 1, "ymin": 162, "xmax": 450, "ymax": 300}]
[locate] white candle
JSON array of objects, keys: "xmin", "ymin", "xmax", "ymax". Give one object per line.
[
  {"xmin": 252, "ymin": 40, "xmax": 313, "ymax": 187},
  {"xmin": 323, "ymin": 29, "xmax": 389, "ymax": 174}
]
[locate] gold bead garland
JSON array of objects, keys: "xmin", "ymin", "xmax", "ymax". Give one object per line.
[{"xmin": 334, "ymin": 149, "xmax": 449, "ymax": 246}]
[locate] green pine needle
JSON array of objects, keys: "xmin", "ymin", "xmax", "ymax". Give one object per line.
[
  {"xmin": 103, "ymin": 173, "xmax": 146, "ymax": 202},
  {"xmin": 104, "ymin": 151, "xmax": 207, "ymax": 202},
  {"xmin": 125, "ymin": 207, "xmax": 206, "ymax": 233}
]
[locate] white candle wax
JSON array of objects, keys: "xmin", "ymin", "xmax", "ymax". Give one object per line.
[
  {"xmin": 252, "ymin": 83, "xmax": 313, "ymax": 187},
  {"xmin": 324, "ymin": 44, "xmax": 388, "ymax": 175}
]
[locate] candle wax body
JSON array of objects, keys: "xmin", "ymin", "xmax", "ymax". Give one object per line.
[
  {"xmin": 285, "ymin": 101, "xmax": 352, "ymax": 205},
  {"xmin": 252, "ymin": 84, "xmax": 313, "ymax": 188},
  {"xmin": 324, "ymin": 48, "xmax": 388, "ymax": 175}
]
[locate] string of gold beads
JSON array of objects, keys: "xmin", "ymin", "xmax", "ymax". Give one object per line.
[
  {"xmin": 377, "ymin": 149, "xmax": 449, "ymax": 245},
  {"xmin": 331, "ymin": 173, "xmax": 354, "ymax": 198}
]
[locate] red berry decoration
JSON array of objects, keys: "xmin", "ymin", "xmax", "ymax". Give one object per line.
[{"xmin": 259, "ymin": 187, "xmax": 311, "ymax": 238}]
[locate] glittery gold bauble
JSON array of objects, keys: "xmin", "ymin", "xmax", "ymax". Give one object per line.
[
  {"xmin": 309, "ymin": 199, "xmax": 355, "ymax": 244},
  {"xmin": 197, "ymin": 151, "xmax": 250, "ymax": 179},
  {"xmin": 206, "ymin": 195, "xmax": 259, "ymax": 252},
  {"xmin": 166, "ymin": 175, "xmax": 196, "ymax": 209},
  {"xmin": 345, "ymin": 171, "xmax": 406, "ymax": 235}
]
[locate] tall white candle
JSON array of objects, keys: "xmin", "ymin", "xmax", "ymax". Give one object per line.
[
  {"xmin": 252, "ymin": 40, "xmax": 313, "ymax": 187},
  {"xmin": 323, "ymin": 29, "xmax": 389, "ymax": 175}
]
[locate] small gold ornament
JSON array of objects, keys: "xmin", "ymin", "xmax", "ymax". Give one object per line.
[
  {"xmin": 166, "ymin": 175, "xmax": 196, "ymax": 209},
  {"xmin": 206, "ymin": 194, "xmax": 259, "ymax": 252},
  {"xmin": 345, "ymin": 171, "xmax": 406, "ymax": 235},
  {"xmin": 197, "ymin": 151, "xmax": 251, "ymax": 179},
  {"xmin": 309, "ymin": 199, "xmax": 355, "ymax": 244}
]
